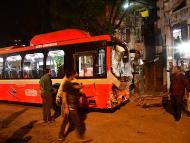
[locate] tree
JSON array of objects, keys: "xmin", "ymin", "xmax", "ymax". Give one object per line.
[{"xmin": 49, "ymin": 0, "xmax": 134, "ymax": 35}]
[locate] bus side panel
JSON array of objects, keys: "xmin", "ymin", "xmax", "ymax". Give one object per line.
[
  {"xmin": 82, "ymin": 84, "xmax": 112, "ymax": 109},
  {"xmin": 81, "ymin": 84, "xmax": 96, "ymax": 108},
  {"xmin": 0, "ymin": 84, "xmax": 41, "ymax": 104},
  {"xmin": 94, "ymin": 84, "xmax": 112, "ymax": 108}
]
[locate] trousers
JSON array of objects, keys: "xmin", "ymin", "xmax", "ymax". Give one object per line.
[
  {"xmin": 171, "ymin": 95, "xmax": 183, "ymax": 119},
  {"xmin": 59, "ymin": 109, "xmax": 85, "ymax": 139},
  {"xmin": 41, "ymin": 93, "xmax": 52, "ymax": 122}
]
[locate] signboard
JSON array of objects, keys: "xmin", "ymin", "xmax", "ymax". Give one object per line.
[
  {"xmin": 169, "ymin": 6, "xmax": 190, "ymax": 26},
  {"xmin": 172, "ymin": 0, "xmax": 184, "ymax": 10},
  {"xmin": 165, "ymin": 0, "xmax": 185, "ymax": 12}
]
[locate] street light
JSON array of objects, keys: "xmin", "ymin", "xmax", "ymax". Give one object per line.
[
  {"xmin": 123, "ymin": 3, "xmax": 130, "ymax": 9},
  {"xmin": 123, "ymin": 1, "xmax": 135, "ymax": 9}
]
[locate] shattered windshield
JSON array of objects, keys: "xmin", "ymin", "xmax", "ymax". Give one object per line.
[{"xmin": 111, "ymin": 45, "xmax": 132, "ymax": 78}]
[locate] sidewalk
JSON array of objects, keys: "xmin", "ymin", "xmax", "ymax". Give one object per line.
[
  {"xmin": 130, "ymin": 91, "xmax": 190, "ymax": 117},
  {"xmin": 129, "ymin": 91, "xmax": 164, "ymax": 109}
]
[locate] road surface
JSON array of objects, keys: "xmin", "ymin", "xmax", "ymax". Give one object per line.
[{"xmin": 0, "ymin": 95, "xmax": 190, "ymax": 143}]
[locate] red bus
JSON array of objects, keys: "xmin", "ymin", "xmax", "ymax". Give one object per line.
[{"xmin": 0, "ymin": 29, "xmax": 131, "ymax": 109}]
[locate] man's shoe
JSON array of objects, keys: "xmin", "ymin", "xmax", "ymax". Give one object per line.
[
  {"xmin": 47, "ymin": 120, "xmax": 54, "ymax": 123},
  {"xmin": 79, "ymin": 137, "xmax": 92, "ymax": 142},
  {"xmin": 37, "ymin": 120, "xmax": 47, "ymax": 124},
  {"xmin": 174, "ymin": 116, "xmax": 181, "ymax": 121},
  {"xmin": 58, "ymin": 137, "xmax": 64, "ymax": 141}
]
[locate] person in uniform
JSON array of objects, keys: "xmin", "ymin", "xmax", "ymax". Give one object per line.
[{"xmin": 39, "ymin": 68, "xmax": 52, "ymax": 123}]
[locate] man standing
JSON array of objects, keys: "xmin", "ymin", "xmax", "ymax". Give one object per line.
[
  {"xmin": 170, "ymin": 66, "xmax": 190, "ymax": 121},
  {"xmin": 185, "ymin": 62, "xmax": 190, "ymax": 84},
  {"xmin": 51, "ymin": 83, "xmax": 61, "ymax": 121},
  {"xmin": 167, "ymin": 61, "xmax": 174, "ymax": 82},
  {"xmin": 185, "ymin": 63, "xmax": 190, "ymax": 114},
  {"xmin": 39, "ymin": 68, "xmax": 52, "ymax": 123},
  {"xmin": 56, "ymin": 76, "xmax": 67, "ymax": 106}
]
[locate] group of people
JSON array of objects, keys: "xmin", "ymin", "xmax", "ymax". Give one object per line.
[
  {"xmin": 38, "ymin": 61, "xmax": 190, "ymax": 142},
  {"xmin": 39, "ymin": 69, "xmax": 91, "ymax": 142},
  {"xmin": 167, "ymin": 61, "xmax": 190, "ymax": 121}
]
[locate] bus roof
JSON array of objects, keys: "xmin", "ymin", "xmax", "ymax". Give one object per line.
[
  {"xmin": 30, "ymin": 29, "xmax": 91, "ymax": 46},
  {"xmin": 0, "ymin": 29, "xmax": 112, "ymax": 55}
]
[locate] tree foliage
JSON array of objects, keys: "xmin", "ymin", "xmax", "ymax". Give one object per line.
[
  {"xmin": 48, "ymin": 0, "xmax": 156, "ymax": 35},
  {"xmin": 49, "ymin": 0, "xmax": 132, "ymax": 35}
]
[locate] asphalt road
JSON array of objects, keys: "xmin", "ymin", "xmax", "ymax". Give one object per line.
[{"xmin": 0, "ymin": 98, "xmax": 190, "ymax": 143}]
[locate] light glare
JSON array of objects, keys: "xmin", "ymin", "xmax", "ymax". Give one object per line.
[
  {"xmin": 175, "ymin": 41, "xmax": 190, "ymax": 58},
  {"xmin": 123, "ymin": 3, "xmax": 129, "ymax": 9}
]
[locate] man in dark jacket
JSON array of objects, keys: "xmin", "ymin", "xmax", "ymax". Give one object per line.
[
  {"xmin": 170, "ymin": 66, "xmax": 190, "ymax": 121},
  {"xmin": 58, "ymin": 70, "xmax": 91, "ymax": 142}
]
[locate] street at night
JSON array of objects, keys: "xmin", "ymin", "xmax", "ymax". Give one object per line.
[
  {"xmin": 0, "ymin": 94, "xmax": 190, "ymax": 143},
  {"xmin": 1, "ymin": 0, "xmax": 190, "ymax": 143}
]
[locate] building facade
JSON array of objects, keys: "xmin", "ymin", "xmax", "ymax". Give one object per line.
[
  {"xmin": 157, "ymin": 0, "xmax": 190, "ymax": 89},
  {"xmin": 115, "ymin": 12, "xmax": 146, "ymax": 93}
]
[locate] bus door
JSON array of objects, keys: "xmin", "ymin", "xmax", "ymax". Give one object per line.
[
  {"xmin": 74, "ymin": 51, "xmax": 97, "ymax": 78},
  {"xmin": 74, "ymin": 51, "xmax": 97, "ymax": 107}
]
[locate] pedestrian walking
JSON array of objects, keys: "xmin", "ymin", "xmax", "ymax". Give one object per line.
[
  {"xmin": 51, "ymin": 83, "xmax": 61, "ymax": 121},
  {"xmin": 58, "ymin": 70, "xmax": 91, "ymax": 142},
  {"xmin": 169, "ymin": 66, "xmax": 190, "ymax": 121},
  {"xmin": 185, "ymin": 63, "xmax": 190, "ymax": 114},
  {"xmin": 39, "ymin": 68, "xmax": 53, "ymax": 123},
  {"xmin": 56, "ymin": 72, "xmax": 76, "ymax": 135},
  {"xmin": 185, "ymin": 62, "xmax": 190, "ymax": 84},
  {"xmin": 56, "ymin": 77, "xmax": 67, "ymax": 106},
  {"xmin": 56, "ymin": 72, "xmax": 78, "ymax": 106},
  {"xmin": 180, "ymin": 60, "xmax": 186, "ymax": 73}
]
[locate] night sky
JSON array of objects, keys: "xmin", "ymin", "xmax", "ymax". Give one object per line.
[
  {"xmin": 0, "ymin": 1, "xmax": 49, "ymax": 48},
  {"xmin": 0, "ymin": 0, "xmax": 156, "ymax": 48}
]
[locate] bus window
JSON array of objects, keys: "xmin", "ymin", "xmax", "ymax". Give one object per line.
[
  {"xmin": 0, "ymin": 57, "xmax": 3, "ymax": 79},
  {"xmin": 46, "ymin": 50, "xmax": 64, "ymax": 78},
  {"xmin": 96, "ymin": 49, "xmax": 106, "ymax": 76},
  {"xmin": 5, "ymin": 55, "xmax": 22, "ymax": 79},
  {"xmin": 23, "ymin": 53, "xmax": 44, "ymax": 79},
  {"xmin": 78, "ymin": 55, "xmax": 94, "ymax": 77}
]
